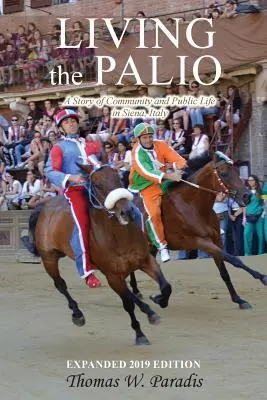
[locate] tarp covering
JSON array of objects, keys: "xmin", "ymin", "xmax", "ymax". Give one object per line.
[{"xmin": 95, "ymin": 13, "xmax": 267, "ymax": 85}]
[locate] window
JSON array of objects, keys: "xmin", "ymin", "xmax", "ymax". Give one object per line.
[{"xmin": 1, "ymin": 0, "xmax": 24, "ymax": 14}]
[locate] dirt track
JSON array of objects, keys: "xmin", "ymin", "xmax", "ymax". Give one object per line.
[{"xmin": 1, "ymin": 256, "xmax": 267, "ymax": 400}]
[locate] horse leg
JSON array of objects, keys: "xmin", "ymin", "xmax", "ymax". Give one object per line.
[
  {"xmin": 222, "ymin": 251, "xmax": 267, "ymax": 286},
  {"xmin": 106, "ymin": 274, "xmax": 150, "ymax": 345},
  {"xmin": 129, "ymin": 272, "xmax": 143, "ymax": 299},
  {"xmin": 213, "ymin": 256, "xmax": 252, "ymax": 310},
  {"xmin": 141, "ymin": 254, "xmax": 172, "ymax": 309},
  {"xmin": 127, "ymin": 287, "xmax": 161, "ymax": 325},
  {"xmin": 197, "ymin": 238, "xmax": 267, "ymax": 310},
  {"xmin": 42, "ymin": 255, "xmax": 85, "ymax": 326}
]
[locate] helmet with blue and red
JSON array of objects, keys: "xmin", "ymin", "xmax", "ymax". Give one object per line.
[{"xmin": 55, "ymin": 109, "xmax": 80, "ymax": 128}]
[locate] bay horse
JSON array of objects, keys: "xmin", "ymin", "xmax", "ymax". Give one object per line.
[
  {"xmin": 26, "ymin": 163, "xmax": 172, "ymax": 345},
  {"xmin": 131, "ymin": 152, "xmax": 267, "ymax": 310}
]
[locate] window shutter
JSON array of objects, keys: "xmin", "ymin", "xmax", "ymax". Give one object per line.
[
  {"xmin": 3, "ymin": 0, "xmax": 24, "ymax": 14},
  {"xmin": 30, "ymin": 0, "xmax": 52, "ymax": 8}
]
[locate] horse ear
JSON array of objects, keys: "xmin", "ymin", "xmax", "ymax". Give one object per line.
[{"xmin": 76, "ymin": 163, "xmax": 93, "ymax": 174}]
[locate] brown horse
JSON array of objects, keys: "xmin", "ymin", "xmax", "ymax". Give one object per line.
[
  {"xmin": 26, "ymin": 164, "xmax": 172, "ymax": 345},
  {"xmin": 131, "ymin": 152, "xmax": 267, "ymax": 310}
]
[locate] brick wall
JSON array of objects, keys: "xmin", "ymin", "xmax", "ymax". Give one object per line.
[
  {"xmin": 237, "ymin": 96, "xmax": 267, "ymax": 181},
  {"xmin": 0, "ymin": 0, "xmax": 250, "ymax": 31},
  {"xmin": 0, "ymin": 0, "xmax": 261, "ymax": 37}
]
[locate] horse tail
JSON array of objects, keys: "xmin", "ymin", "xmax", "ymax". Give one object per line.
[{"xmin": 21, "ymin": 203, "xmax": 45, "ymax": 256}]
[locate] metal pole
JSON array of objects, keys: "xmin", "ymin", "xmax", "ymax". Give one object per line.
[{"xmin": 121, "ymin": 0, "xmax": 125, "ymax": 29}]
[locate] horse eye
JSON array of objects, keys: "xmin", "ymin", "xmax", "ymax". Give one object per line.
[{"xmin": 220, "ymin": 172, "xmax": 228, "ymax": 178}]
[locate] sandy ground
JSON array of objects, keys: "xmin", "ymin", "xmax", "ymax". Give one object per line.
[{"xmin": 1, "ymin": 255, "xmax": 267, "ymax": 400}]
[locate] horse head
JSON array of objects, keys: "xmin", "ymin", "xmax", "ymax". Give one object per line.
[
  {"xmin": 213, "ymin": 151, "xmax": 251, "ymax": 207},
  {"xmin": 78, "ymin": 160, "xmax": 135, "ymax": 225}
]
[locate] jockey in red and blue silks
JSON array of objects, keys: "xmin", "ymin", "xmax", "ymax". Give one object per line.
[{"xmin": 46, "ymin": 109, "xmax": 102, "ymax": 288}]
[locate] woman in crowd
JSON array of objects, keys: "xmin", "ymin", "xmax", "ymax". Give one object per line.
[
  {"xmin": 0, "ymin": 171, "xmax": 22, "ymax": 210},
  {"xmin": 171, "ymin": 118, "xmax": 189, "ymax": 155},
  {"xmin": 189, "ymin": 124, "xmax": 209, "ymax": 159},
  {"xmin": 100, "ymin": 140, "xmax": 117, "ymax": 165},
  {"xmin": 113, "ymin": 142, "xmax": 132, "ymax": 188},
  {"xmin": 43, "ymin": 100, "xmax": 58, "ymax": 120},
  {"xmin": 27, "ymin": 101, "xmax": 43, "ymax": 122},
  {"xmin": 131, "ymin": 11, "xmax": 155, "ymax": 33},
  {"xmin": 154, "ymin": 120, "xmax": 171, "ymax": 143},
  {"xmin": 20, "ymin": 170, "xmax": 41, "ymax": 209},
  {"xmin": 96, "ymin": 106, "xmax": 113, "ymax": 135},
  {"xmin": 214, "ymin": 86, "xmax": 242, "ymax": 142},
  {"xmin": 243, "ymin": 175, "xmax": 265, "ymax": 256}
]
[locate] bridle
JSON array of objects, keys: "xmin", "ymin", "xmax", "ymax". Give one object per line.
[
  {"xmin": 85, "ymin": 165, "xmax": 116, "ymax": 216},
  {"xmin": 181, "ymin": 159, "xmax": 238, "ymax": 200}
]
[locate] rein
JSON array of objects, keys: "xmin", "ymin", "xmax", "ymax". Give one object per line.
[
  {"xmin": 181, "ymin": 160, "xmax": 237, "ymax": 199},
  {"xmin": 86, "ymin": 165, "xmax": 115, "ymax": 216}
]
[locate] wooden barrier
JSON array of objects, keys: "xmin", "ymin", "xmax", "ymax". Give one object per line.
[{"xmin": 0, "ymin": 210, "xmax": 41, "ymax": 263}]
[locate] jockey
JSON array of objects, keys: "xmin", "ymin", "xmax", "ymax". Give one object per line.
[
  {"xmin": 129, "ymin": 122, "xmax": 186, "ymax": 262},
  {"xmin": 46, "ymin": 109, "xmax": 102, "ymax": 288}
]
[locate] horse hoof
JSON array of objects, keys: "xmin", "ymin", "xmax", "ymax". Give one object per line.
[
  {"xmin": 135, "ymin": 291, "xmax": 143, "ymax": 299},
  {"xmin": 149, "ymin": 294, "xmax": 161, "ymax": 305},
  {"xmin": 239, "ymin": 302, "xmax": 252, "ymax": 310},
  {"xmin": 72, "ymin": 315, "xmax": 86, "ymax": 326},
  {"xmin": 136, "ymin": 335, "xmax": 151, "ymax": 346},
  {"xmin": 261, "ymin": 276, "xmax": 267, "ymax": 286},
  {"xmin": 148, "ymin": 312, "xmax": 161, "ymax": 325},
  {"xmin": 150, "ymin": 294, "xmax": 169, "ymax": 309}
]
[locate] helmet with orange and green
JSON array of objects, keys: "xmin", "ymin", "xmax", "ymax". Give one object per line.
[{"xmin": 134, "ymin": 122, "xmax": 154, "ymax": 139}]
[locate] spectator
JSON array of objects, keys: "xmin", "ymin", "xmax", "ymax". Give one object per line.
[
  {"xmin": 2, "ymin": 43, "xmax": 16, "ymax": 86},
  {"xmin": 27, "ymin": 22, "xmax": 37, "ymax": 43},
  {"xmin": 188, "ymin": 81, "xmax": 204, "ymax": 128},
  {"xmin": 113, "ymin": 142, "xmax": 132, "ymax": 188},
  {"xmin": 243, "ymin": 175, "xmax": 265, "ymax": 256},
  {"xmin": 262, "ymin": 182, "xmax": 267, "ymax": 251},
  {"xmin": 43, "ymin": 100, "xmax": 58, "ymax": 120},
  {"xmin": 3, "ymin": 116, "xmax": 25, "ymax": 167},
  {"xmin": 211, "ymin": 8, "xmax": 222, "ymax": 19},
  {"xmin": 154, "ymin": 120, "xmax": 171, "ymax": 143},
  {"xmin": 228, "ymin": 196, "xmax": 244, "ymax": 256},
  {"xmin": 131, "ymin": 11, "xmax": 155, "ymax": 33},
  {"xmin": 20, "ymin": 170, "xmax": 41, "ymax": 209},
  {"xmin": 0, "ymin": 171, "xmax": 22, "ymax": 210},
  {"xmin": 38, "ymin": 137, "xmax": 52, "ymax": 176},
  {"xmin": 221, "ymin": 0, "xmax": 238, "ymax": 18},
  {"xmin": 27, "ymin": 101, "xmax": 43, "ymax": 122},
  {"xmin": 38, "ymin": 175, "xmax": 58, "ymax": 203},
  {"xmin": 96, "ymin": 106, "xmax": 113, "ymax": 134},
  {"xmin": 15, "ymin": 115, "xmax": 36, "ymax": 167},
  {"xmin": 213, "ymin": 192, "xmax": 229, "ymax": 252},
  {"xmin": 189, "ymin": 124, "xmax": 209, "ymax": 159},
  {"xmin": 173, "ymin": 84, "xmax": 190, "ymax": 131},
  {"xmin": 214, "ymin": 86, "xmax": 242, "ymax": 142},
  {"xmin": 171, "ymin": 118, "xmax": 188, "ymax": 155},
  {"xmin": 100, "ymin": 140, "xmax": 117, "ymax": 165}
]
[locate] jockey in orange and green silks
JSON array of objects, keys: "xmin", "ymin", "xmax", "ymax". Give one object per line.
[{"xmin": 129, "ymin": 122, "xmax": 186, "ymax": 263}]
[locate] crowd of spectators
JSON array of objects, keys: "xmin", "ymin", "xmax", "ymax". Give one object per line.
[
  {"xmin": 0, "ymin": 79, "xmax": 266, "ymax": 256},
  {"xmin": 0, "ymin": 1, "xmax": 262, "ymax": 92},
  {"xmin": 0, "ymin": 20, "xmax": 95, "ymax": 91}
]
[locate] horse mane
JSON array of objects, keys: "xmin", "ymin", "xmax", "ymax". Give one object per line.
[
  {"xmin": 186, "ymin": 151, "xmax": 213, "ymax": 178},
  {"xmin": 166, "ymin": 151, "xmax": 213, "ymax": 192}
]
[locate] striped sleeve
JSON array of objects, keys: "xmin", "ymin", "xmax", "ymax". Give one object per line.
[
  {"xmin": 133, "ymin": 145, "xmax": 164, "ymax": 184},
  {"xmin": 160, "ymin": 141, "xmax": 187, "ymax": 169}
]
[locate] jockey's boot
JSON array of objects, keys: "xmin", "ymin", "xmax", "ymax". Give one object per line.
[
  {"xmin": 160, "ymin": 247, "xmax": 170, "ymax": 263},
  {"xmin": 85, "ymin": 273, "xmax": 102, "ymax": 288}
]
